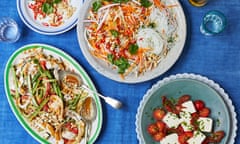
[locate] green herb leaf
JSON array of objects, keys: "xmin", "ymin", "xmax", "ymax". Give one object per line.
[
  {"xmin": 167, "ymin": 36, "xmax": 175, "ymax": 43},
  {"xmin": 114, "ymin": 57, "xmax": 130, "ymax": 74},
  {"xmin": 129, "ymin": 44, "xmax": 139, "ymax": 55},
  {"xmin": 92, "ymin": 1, "xmax": 102, "ymax": 12},
  {"xmin": 112, "ymin": 0, "xmax": 129, "ymax": 3},
  {"xmin": 148, "ymin": 22, "xmax": 156, "ymax": 28},
  {"xmin": 53, "ymin": 0, "xmax": 62, "ymax": 3},
  {"xmin": 110, "ymin": 30, "xmax": 119, "ymax": 37},
  {"xmin": 107, "ymin": 54, "xmax": 114, "ymax": 64},
  {"xmin": 42, "ymin": 3, "xmax": 54, "ymax": 14},
  {"xmin": 140, "ymin": 0, "xmax": 152, "ymax": 8}
]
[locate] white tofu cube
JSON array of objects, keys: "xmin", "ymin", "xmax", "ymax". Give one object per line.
[
  {"xmin": 181, "ymin": 101, "xmax": 196, "ymax": 114},
  {"xmin": 197, "ymin": 117, "xmax": 213, "ymax": 132},
  {"xmin": 179, "ymin": 112, "xmax": 194, "ymax": 132},
  {"xmin": 160, "ymin": 133, "xmax": 180, "ymax": 144},
  {"xmin": 162, "ymin": 112, "xmax": 181, "ymax": 128},
  {"xmin": 187, "ymin": 131, "xmax": 206, "ymax": 144}
]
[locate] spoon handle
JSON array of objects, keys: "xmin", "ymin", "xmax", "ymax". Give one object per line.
[
  {"xmin": 84, "ymin": 122, "xmax": 88, "ymax": 144},
  {"xmin": 81, "ymin": 85, "xmax": 122, "ymax": 109},
  {"xmin": 84, "ymin": 121, "xmax": 92, "ymax": 144},
  {"xmin": 104, "ymin": 96, "xmax": 122, "ymax": 109}
]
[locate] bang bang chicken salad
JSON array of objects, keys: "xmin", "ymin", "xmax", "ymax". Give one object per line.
[
  {"xmin": 147, "ymin": 95, "xmax": 225, "ymax": 144},
  {"xmin": 10, "ymin": 48, "xmax": 95, "ymax": 144},
  {"xmin": 84, "ymin": 0, "xmax": 179, "ymax": 78}
]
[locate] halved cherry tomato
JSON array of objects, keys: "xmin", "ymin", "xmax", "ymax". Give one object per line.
[
  {"xmin": 147, "ymin": 123, "xmax": 159, "ymax": 135},
  {"xmin": 176, "ymin": 125, "xmax": 185, "ymax": 135},
  {"xmin": 155, "ymin": 121, "xmax": 166, "ymax": 132},
  {"xmin": 153, "ymin": 132, "xmax": 165, "ymax": 141},
  {"xmin": 194, "ymin": 100, "xmax": 205, "ymax": 111},
  {"xmin": 153, "ymin": 108, "xmax": 166, "ymax": 120},
  {"xmin": 178, "ymin": 132, "xmax": 193, "ymax": 144},
  {"xmin": 199, "ymin": 107, "xmax": 211, "ymax": 117}
]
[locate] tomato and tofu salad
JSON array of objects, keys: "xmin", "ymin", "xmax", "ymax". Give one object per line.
[
  {"xmin": 146, "ymin": 95, "xmax": 225, "ymax": 144},
  {"xmin": 28, "ymin": 0, "xmax": 76, "ymax": 27}
]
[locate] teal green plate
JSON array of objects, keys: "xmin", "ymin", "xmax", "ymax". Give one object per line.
[
  {"xmin": 136, "ymin": 74, "xmax": 237, "ymax": 144},
  {"xmin": 4, "ymin": 44, "xmax": 103, "ymax": 144}
]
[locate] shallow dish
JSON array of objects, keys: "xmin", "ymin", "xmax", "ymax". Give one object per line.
[
  {"xmin": 4, "ymin": 44, "xmax": 103, "ymax": 144},
  {"xmin": 17, "ymin": 0, "xmax": 82, "ymax": 35},
  {"xmin": 77, "ymin": 0, "xmax": 187, "ymax": 83},
  {"xmin": 135, "ymin": 73, "xmax": 237, "ymax": 144}
]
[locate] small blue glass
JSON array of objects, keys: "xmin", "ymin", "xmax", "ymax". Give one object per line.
[{"xmin": 200, "ymin": 10, "xmax": 227, "ymax": 36}]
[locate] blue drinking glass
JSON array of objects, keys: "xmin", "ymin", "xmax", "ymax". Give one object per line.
[{"xmin": 200, "ymin": 10, "xmax": 227, "ymax": 36}]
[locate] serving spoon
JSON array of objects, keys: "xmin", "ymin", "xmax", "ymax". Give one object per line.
[
  {"xmin": 81, "ymin": 97, "xmax": 97, "ymax": 144},
  {"xmin": 58, "ymin": 70, "xmax": 122, "ymax": 109}
]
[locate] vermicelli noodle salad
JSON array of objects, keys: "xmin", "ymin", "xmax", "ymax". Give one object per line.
[
  {"xmin": 84, "ymin": 0, "xmax": 179, "ymax": 78},
  {"xmin": 10, "ymin": 48, "xmax": 94, "ymax": 144}
]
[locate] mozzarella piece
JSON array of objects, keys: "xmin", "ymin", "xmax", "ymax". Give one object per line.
[
  {"xmin": 179, "ymin": 112, "xmax": 194, "ymax": 132},
  {"xmin": 197, "ymin": 117, "xmax": 213, "ymax": 132},
  {"xmin": 136, "ymin": 28, "xmax": 164, "ymax": 55},
  {"xmin": 181, "ymin": 101, "xmax": 196, "ymax": 114},
  {"xmin": 160, "ymin": 133, "xmax": 180, "ymax": 144},
  {"xmin": 162, "ymin": 112, "xmax": 181, "ymax": 128},
  {"xmin": 187, "ymin": 131, "xmax": 206, "ymax": 144}
]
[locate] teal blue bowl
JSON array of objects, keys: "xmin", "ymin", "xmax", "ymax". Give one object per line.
[{"xmin": 136, "ymin": 75, "xmax": 235, "ymax": 144}]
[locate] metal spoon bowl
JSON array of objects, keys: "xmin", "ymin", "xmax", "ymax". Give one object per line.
[
  {"xmin": 81, "ymin": 97, "xmax": 97, "ymax": 144},
  {"xmin": 58, "ymin": 70, "xmax": 122, "ymax": 109}
]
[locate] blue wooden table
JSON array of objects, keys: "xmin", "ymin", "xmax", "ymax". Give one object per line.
[{"xmin": 0, "ymin": 0, "xmax": 239, "ymax": 143}]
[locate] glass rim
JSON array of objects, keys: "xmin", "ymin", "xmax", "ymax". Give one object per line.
[
  {"xmin": 201, "ymin": 10, "xmax": 227, "ymax": 35},
  {"xmin": 0, "ymin": 17, "xmax": 20, "ymax": 43}
]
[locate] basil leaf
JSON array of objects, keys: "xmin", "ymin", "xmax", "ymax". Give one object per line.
[
  {"xmin": 42, "ymin": 3, "xmax": 54, "ymax": 14},
  {"xmin": 129, "ymin": 44, "xmax": 139, "ymax": 55},
  {"xmin": 92, "ymin": 1, "xmax": 102, "ymax": 12},
  {"xmin": 110, "ymin": 30, "xmax": 119, "ymax": 37},
  {"xmin": 140, "ymin": 0, "xmax": 152, "ymax": 8}
]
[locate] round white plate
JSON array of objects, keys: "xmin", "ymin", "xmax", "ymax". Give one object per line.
[
  {"xmin": 4, "ymin": 43, "xmax": 103, "ymax": 144},
  {"xmin": 17, "ymin": 0, "xmax": 83, "ymax": 35},
  {"xmin": 135, "ymin": 73, "xmax": 237, "ymax": 144},
  {"xmin": 77, "ymin": 0, "xmax": 187, "ymax": 83}
]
